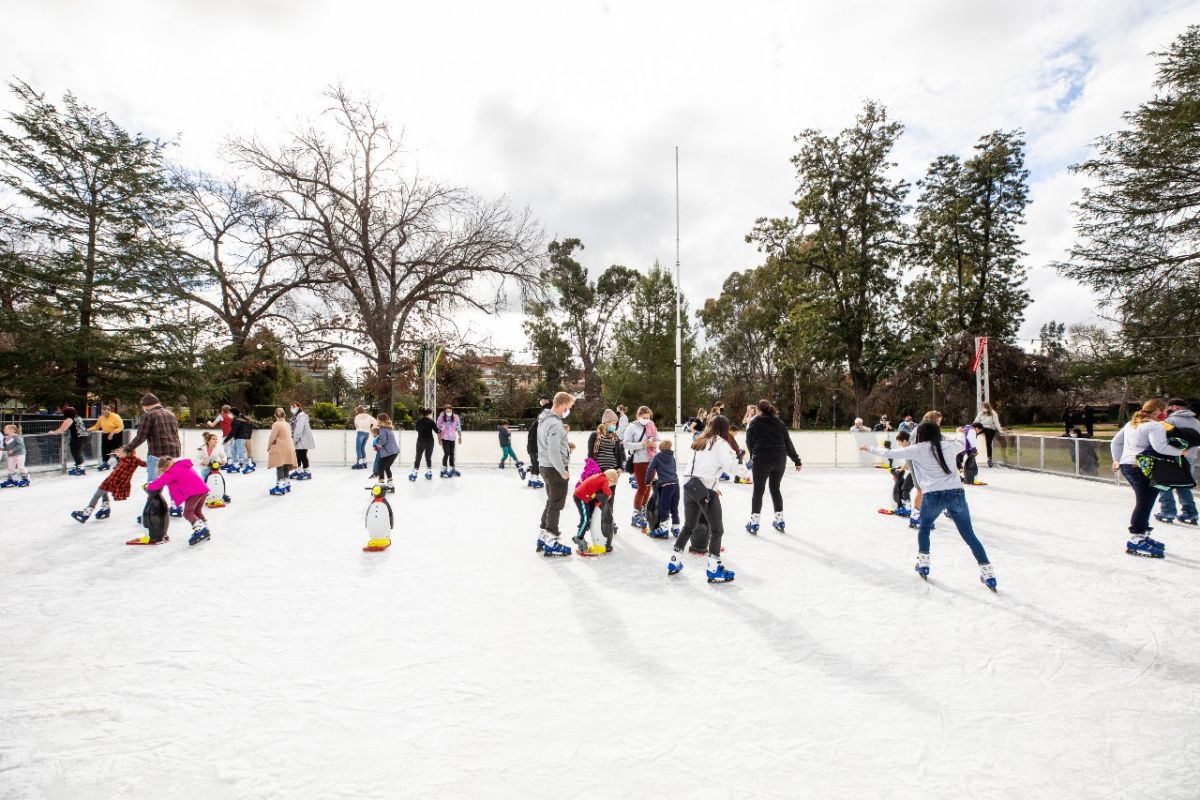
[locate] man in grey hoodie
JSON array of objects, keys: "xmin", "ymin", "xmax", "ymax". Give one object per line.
[
  {"xmin": 1158, "ymin": 398, "xmax": 1199, "ymax": 524},
  {"xmin": 536, "ymin": 391, "xmax": 576, "ymax": 555}
]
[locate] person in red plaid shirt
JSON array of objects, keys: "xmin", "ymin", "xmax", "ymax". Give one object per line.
[
  {"xmin": 124, "ymin": 394, "xmax": 181, "ymax": 481},
  {"xmin": 70, "ymin": 446, "xmax": 145, "ymax": 523}
]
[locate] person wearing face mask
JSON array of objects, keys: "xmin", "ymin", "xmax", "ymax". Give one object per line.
[
  {"xmin": 587, "ymin": 409, "xmax": 626, "ymax": 543},
  {"xmin": 623, "ymin": 405, "xmax": 657, "ymax": 527},
  {"xmin": 536, "ymin": 391, "xmax": 576, "ymax": 556},
  {"xmin": 289, "ymin": 402, "xmax": 315, "ymax": 480},
  {"xmin": 436, "ymin": 405, "xmax": 463, "ymax": 477},
  {"xmin": 1110, "ymin": 399, "xmax": 1190, "ymax": 557}
]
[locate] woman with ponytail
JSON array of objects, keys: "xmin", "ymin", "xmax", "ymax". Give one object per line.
[
  {"xmin": 743, "ymin": 399, "xmax": 802, "ymax": 534},
  {"xmin": 1110, "ymin": 399, "xmax": 1189, "ymax": 558},
  {"xmin": 862, "ymin": 420, "xmax": 998, "ymax": 591}
]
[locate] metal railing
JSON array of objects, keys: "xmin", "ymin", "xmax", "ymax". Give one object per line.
[{"xmin": 990, "ymin": 433, "xmax": 1200, "ymax": 485}]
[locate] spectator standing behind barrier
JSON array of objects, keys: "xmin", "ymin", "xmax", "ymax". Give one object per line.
[{"xmin": 1082, "ymin": 406, "xmax": 1096, "ymax": 439}]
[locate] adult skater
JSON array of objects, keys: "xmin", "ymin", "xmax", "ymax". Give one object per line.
[
  {"xmin": 267, "ymin": 407, "xmax": 297, "ymax": 496},
  {"xmin": 623, "ymin": 405, "xmax": 657, "ymax": 526},
  {"xmin": 684, "ymin": 406, "xmax": 708, "ymax": 437},
  {"xmin": 586, "ymin": 409, "xmax": 625, "ymax": 539},
  {"xmin": 436, "ymin": 405, "xmax": 462, "ymax": 478},
  {"xmin": 615, "ymin": 404, "xmax": 630, "ymax": 438},
  {"xmin": 1082, "ymin": 406, "xmax": 1096, "ymax": 439},
  {"xmin": 1157, "ymin": 398, "xmax": 1199, "ymax": 525},
  {"xmin": 1111, "ymin": 399, "xmax": 1189, "ymax": 556},
  {"xmin": 973, "ymin": 401, "xmax": 1003, "ymax": 467},
  {"xmin": 223, "ymin": 408, "xmax": 253, "ymax": 472},
  {"xmin": 863, "ymin": 421, "xmax": 998, "ymax": 590},
  {"xmin": 207, "ymin": 405, "xmax": 233, "ymax": 441},
  {"xmin": 526, "ymin": 395, "xmax": 549, "ymax": 487},
  {"xmin": 124, "ymin": 394, "xmax": 181, "ymax": 482},
  {"xmin": 411, "ymin": 408, "xmax": 437, "ymax": 480},
  {"xmin": 535, "ymin": 391, "xmax": 575, "ymax": 556},
  {"xmin": 49, "ymin": 403, "xmax": 90, "ymax": 475},
  {"xmin": 373, "ymin": 414, "xmax": 400, "ymax": 491},
  {"xmin": 744, "ymin": 399, "xmax": 803, "ymax": 534},
  {"xmin": 88, "ymin": 404, "xmax": 124, "ymax": 469},
  {"xmin": 667, "ymin": 414, "xmax": 739, "ymax": 583},
  {"xmin": 352, "ymin": 405, "xmax": 376, "ymax": 469},
  {"xmin": 289, "ymin": 402, "xmax": 315, "ymax": 480}
]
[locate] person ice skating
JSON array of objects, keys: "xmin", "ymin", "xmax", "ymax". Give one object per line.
[
  {"xmin": 623, "ymin": 405, "xmax": 657, "ymax": 527},
  {"xmin": 525, "ymin": 395, "xmax": 549, "ymax": 488},
  {"xmin": 289, "ymin": 402, "xmax": 315, "ymax": 480},
  {"xmin": 373, "ymin": 414, "xmax": 399, "ymax": 492},
  {"xmin": 1111, "ymin": 399, "xmax": 1190, "ymax": 556},
  {"xmin": 267, "ymin": 407, "xmax": 297, "ymax": 496},
  {"xmin": 973, "ymin": 401, "xmax": 1003, "ymax": 467},
  {"xmin": 207, "ymin": 405, "xmax": 233, "ymax": 442},
  {"xmin": 223, "ymin": 408, "xmax": 254, "ymax": 473},
  {"xmin": 644, "ymin": 439, "xmax": 679, "ymax": 537},
  {"xmin": 572, "ymin": 468, "xmax": 620, "ymax": 554},
  {"xmin": 145, "ymin": 456, "xmax": 212, "ymax": 545},
  {"xmin": 957, "ymin": 422, "xmax": 982, "ymax": 485},
  {"xmin": 615, "ymin": 404, "xmax": 629, "ymax": 438},
  {"xmin": 1, "ymin": 423, "xmax": 31, "ymax": 487},
  {"xmin": 408, "ymin": 408, "xmax": 435, "ymax": 481},
  {"xmin": 89, "ymin": 404, "xmax": 124, "ymax": 470},
  {"xmin": 436, "ymin": 405, "xmax": 462, "ymax": 477},
  {"xmin": 684, "ymin": 406, "xmax": 708, "ymax": 438},
  {"xmin": 584, "ymin": 410, "xmax": 625, "ymax": 537},
  {"xmin": 194, "ymin": 432, "xmax": 227, "ymax": 475},
  {"xmin": 1156, "ymin": 398, "xmax": 1199, "ymax": 525},
  {"xmin": 886, "ymin": 431, "xmax": 914, "ymax": 514},
  {"xmin": 744, "ymin": 400, "xmax": 803, "ymax": 534},
  {"xmin": 497, "ymin": 420, "xmax": 520, "ymax": 469},
  {"xmin": 536, "ymin": 391, "xmax": 575, "ymax": 556},
  {"xmin": 863, "ymin": 421, "xmax": 998, "ymax": 590},
  {"xmin": 125, "ymin": 394, "xmax": 182, "ymax": 487},
  {"xmin": 71, "ymin": 446, "xmax": 145, "ymax": 524},
  {"xmin": 742, "ymin": 404, "xmax": 759, "ymax": 430},
  {"xmin": 50, "ymin": 404, "xmax": 90, "ymax": 475},
  {"xmin": 352, "ymin": 405, "xmax": 376, "ymax": 470},
  {"xmin": 667, "ymin": 414, "xmax": 739, "ymax": 582}
]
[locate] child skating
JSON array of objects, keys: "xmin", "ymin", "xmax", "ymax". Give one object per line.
[
  {"xmin": 373, "ymin": 414, "xmax": 399, "ymax": 493},
  {"xmin": 145, "ymin": 456, "xmax": 212, "ymax": 546},
  {"xmin": 572, "ymin": 468, "xmax": 619, "ymax": 555},
  {"xmin": 863, "ymin": 420, "xmax": 998, "ymax": 591},
  {"xmin": 644, "ymin": 439, "xmax": 679, "ymax": 538},
  {"xmin": 1, "ymin": 424, "xmax": 31, "ymax": 487},
  {"xmin": 497, "ymin": 420, "xmax": 522, "ymax": 471},
  {"xmin": 71, "ymin": 446, "xmax": 145, "ymax": 523},
  {"xmin": 880, "ymin": 431, "xmax": 913, "ymax": 515}
]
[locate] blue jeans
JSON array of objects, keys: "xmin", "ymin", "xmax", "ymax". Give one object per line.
[
  {"xmin": 146, "ymin": 455, "xmax": 160, "ymax": 481},
  {"xmin": 917, "ymin": 488, "xmax": 990, "ymax": 564},
  {"xmin": 228, "ymin": 439, "xmax": 248, "ymax": 465},
  {"xmin": 355, "ymin": 431, "xmax": 368, "ymax": 463},
  {"xmin": 1159, "ymin": 486, "xmax": 1197, "ymax": 519},
  {"xmin": 1120, "ymin": 464, "xmax": 1159, "ymax": 533}
]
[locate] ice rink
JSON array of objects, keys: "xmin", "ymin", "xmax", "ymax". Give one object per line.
[{"xmin": 2, "ymin": 463, "xmax": 1198, "ymax": 800}]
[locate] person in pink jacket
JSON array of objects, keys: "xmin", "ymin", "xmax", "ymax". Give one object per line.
[{"xmin": 146, "ymin": 456, "xmax": 212, "ymax": 545}]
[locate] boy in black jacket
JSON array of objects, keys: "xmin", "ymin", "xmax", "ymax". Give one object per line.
[
  {"xmin": 222, "ymin": 408, "xmax": 255, "ymax": 474},
  {"xmin": 644, "ymin": 439, "xmax": 679, "ymax": 537}
]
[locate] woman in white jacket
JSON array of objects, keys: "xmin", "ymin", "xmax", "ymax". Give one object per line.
[
  {"xmin": 668, "ymin": 415, "xmax": 740, "ymax": 583},
  {"xmin": 864, "ymin": 421, "xmax": 998, "ymax": 591},
  {"xmin": 1110, "ymin": 398, "xmax": 1188, "ymax": 558},
  {"xmin": 973, "ymin": 401, "xmax": 1003, "ymax": 467}
]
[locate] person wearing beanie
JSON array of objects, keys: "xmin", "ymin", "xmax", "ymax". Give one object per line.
[
  {"xmin": 124, "ymin": 393, "xmax": 181, "ymax": 482},
  {"xmin": 1157, "ymin": 398, "xmax": 1200, "ymax": 525}
]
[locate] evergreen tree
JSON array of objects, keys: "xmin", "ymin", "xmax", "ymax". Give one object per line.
[
  {"xmin": 0, "ymin": 80, "xmax": 199, "ymax": 407},
  {"xmin": 522, "ymin": 301, "xmax": 574, "ymax": 392}
]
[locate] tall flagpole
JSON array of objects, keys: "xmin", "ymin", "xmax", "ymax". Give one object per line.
[{"xmin": 674, "ymin": 146, "xmax": 682, "ymax": 432}]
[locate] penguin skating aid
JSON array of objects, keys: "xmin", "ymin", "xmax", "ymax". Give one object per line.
[{"xmin": 362, "ymin": 485, "xmax": 394, "ymax": 552}]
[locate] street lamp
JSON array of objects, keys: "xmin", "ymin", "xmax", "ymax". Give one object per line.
[{"xmin": 832, "ymin": 390, "xmax": 839, "ymax": 431}]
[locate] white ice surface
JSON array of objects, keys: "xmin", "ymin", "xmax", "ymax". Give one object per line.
[{"xmin": 1, "ymin": 465, "xmax": 1198, "ymax": 800}]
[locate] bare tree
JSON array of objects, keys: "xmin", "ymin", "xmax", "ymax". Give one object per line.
[{"xmin": 229, "ymin": 87, "xmax": 545, "ymax": 402}]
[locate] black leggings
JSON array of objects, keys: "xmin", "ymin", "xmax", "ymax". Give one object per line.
[
  {"xmin": 414, "ymin": 439, "xmax": 434, "ymax": 470},
  {"xmin": 379, "ymin": 454, "xmax": 397, "ymax": 480},
  {"xmin": 981, "ymin": 428, "xmax": 997, "ymax": 461},
  {"xmin": 441, "ymin": 440, "xmax": 456, "ymax": 468},
  {"xmin": 751, "ymin": 455, "xmax": 786, "ymax": 514},
  {"xmin": 296, "ymin": 449, "xmax": 309, "ymax": 469},
  {"xmin": 68, "ymin": 436, "xmax": 85, "ymax": 467},
  {"xmin": 100, "ymin": 434, "xmax": 122, "ymax": 462},
  {"xmin": 674, "ymin": 479, "xmax": 724, "ymax": 557}
]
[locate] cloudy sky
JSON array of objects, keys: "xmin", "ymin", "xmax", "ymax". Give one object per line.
[{"xmin": 3, "ymin": 0, "xmax": 1197, "ymax": 358}]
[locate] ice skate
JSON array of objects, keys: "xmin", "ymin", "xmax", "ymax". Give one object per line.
[
  {"xmin": 706, "ymin": 556, "xmax": 735, "ymax": 583},
  {"xmin": 97, "ymin": 461, "xmax": 111, "ymax": 471},
  {"xmin": 71, "ymin": 507, "xmax": 93, "ymax": 524},
  {"xmin": 1126, "ymin": 535, "xmax": 1164, "ymax": 558},
  {"xmin": 188, "ymin": 524, "xmax": 211, "ymax": 546},
  {"xmin": 719, "ymin": 472, "xmax": 731, "ymax": 482},
  {"xmin": 408, "ymin": 470, "xmax": 418, "ymax": 482},
  {"xmin": 440, "ymin": 468, "xmax": 450, "ymax": 478},
  {"xmin": 126, "ymin": 534, "xmax": 169, "ymax": 546},
  {"xmin": 14, "ymin": 477, "xmax": 30, "ymax": 487},
  {"xmin": 1180, "ymin": 515, "xmax": 1199, "ymax": 526},
  {"xmin": 667, "ymin": 552, "xmax": 684, "ymax": 576},
  {"xmin": 67, "ymin": 466, "xmax": 86, "ymax": 476},
  {"xmin": 542, "ymin": 537, "xmax": 572, "ymax": 557},
  {"xmin": 895, "ymin": 506, "xmax": 912, "ymax": 517},
  {"xmin": 385, "ymin": 479, "xmax": 395, "ymax": 494},
  {"xmin": 980, "ymin": 563, "xmax": 997, "ymax": 592},
  {"xmin": 627, "ymin": 474, "xmax": 637, "ymax": 489},
  {"xmin": 241, "ymin": 461, "xmax": 256, "ymax": 474},
  {"xmin": 1154, "ymin": 512, "xmax": 1175, "ymax": 524},
  {"xmin": 425, "ymin": 471, "xmax": 433, "ymax": 481},
  {"xmin": 746, "ymin": 513, "xmax": 760, "ymax": 535},
  {"xmin": 169, "ymin": 505, "xmax": 183, "ymax": 518},
  {"xmin": 671, "ymin": 525, "xmax": 680, "ymax": 537},
  {"xmin": 451, "ymin": 469, "xmax": 461, "ymax": 477},
  {"xmin": 94, "ymin": 505, "xmax": 111, "ymax": 520},
  {"xmin": 536, "ymin": 529, "xmax": 549, "ymax": 552},
  {"xmin": 572, "ymin": 534, "xmax": 590, "ymax": 555},
  {"xmin": 649, "ymin": 524, "xmax": 670, "ymax": 539},
  {"xmin": 772, "ymin": 512, "xmax": 785, "ymax": 533},
  {"xmin": 516, "ymin": 461, "xmax": 527, "ymax": 479},
  {"xmin": 269, "ymin": 481, "xmax": 287, "ymax": 496},
  {"xmin": 0, "ymin": 477, "xmax": 16, "ymax": 488},
  {"xmin": 498, "ymin": 460, "xmax": 506, "ymax": 469},
  {"xmin": 915, "ymin": 553, "xmax": 930, "ymax": 580}
]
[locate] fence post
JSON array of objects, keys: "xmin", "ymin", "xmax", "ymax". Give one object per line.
[
  {"xmin": 1015, "ymin": 435, "xmax": 1021, "ymax": 468},
  {"xmin": 833, "ymin": 431, "xmax": 838, "ymax": 468},
  {"xmin": 1039, "ymin": 437, "xmax": 1045, "ymax": 471},
  {"xmin": 1074, "ymin": 438, "xmax": 1080, "ymax": 477}
]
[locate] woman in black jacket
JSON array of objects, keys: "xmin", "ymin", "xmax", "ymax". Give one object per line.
[{"xmin": 744, "ymin": 400, "xmax": 802, "ymax": 534}]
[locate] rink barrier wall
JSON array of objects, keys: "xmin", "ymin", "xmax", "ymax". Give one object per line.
[{"xmin": 13, "ymin": 429, "xmax": 1196, "ymax": 486}]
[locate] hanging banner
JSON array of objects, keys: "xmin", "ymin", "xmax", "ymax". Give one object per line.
[{"xmin": 971, "ymin": 336, "xmax": 988, "ymax": 373}]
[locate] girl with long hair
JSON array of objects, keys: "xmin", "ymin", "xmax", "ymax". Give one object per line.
[
  {"xmin": 1110, "ymin": 399, "xmax": 1189, "ymax": 557},
  {"xmin": 863, "ymin": 420, "xmax": 998, "ymax": 591},
  {"xmin": 744, "ymin": 399, "xmax": 802, "ymax": 534},
  {"xmin": 973, "ymin": 401, "xmax": 1003, "ymax": 468},
  {"xmin": 668, "ymin": 414, "xmax": 739, "ymax": 583}
]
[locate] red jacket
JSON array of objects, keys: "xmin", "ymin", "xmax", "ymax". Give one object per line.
[
  {"xmin": 99, "ymin": 454, "xmax": 146, "ymax": 501},
  {"xmin": 573, "ymin": 472, "xmax": 614, "ymax": 502}
]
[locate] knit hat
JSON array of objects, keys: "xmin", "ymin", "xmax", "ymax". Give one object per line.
[{"xmin": 140, "ymin": 393, "xmax": 160, "ymax": 407}]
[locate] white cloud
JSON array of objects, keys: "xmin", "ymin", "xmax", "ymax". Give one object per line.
[{"xmin": 2, "ymin": 0, "xmax": 1196, "ymax": 358}]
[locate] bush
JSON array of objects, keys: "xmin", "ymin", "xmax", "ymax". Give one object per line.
[
  {"xmin": 311, "ymin": 401, "xmax": 343, "ymax": 425},
  {"xmin": 460, "ymin": 410, "xmax": 494, "ymax": 431}
]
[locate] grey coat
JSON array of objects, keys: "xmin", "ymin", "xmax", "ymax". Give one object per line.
[
  {"xmin": 1168, "ymin": 409, "xmax": 1200, "ymax": 464},
  {"xmin": 536, "ymin": 408, "xmax": 570, "ymax": 474},
  {"xmin": 290, "ymin": 411, "xmax": 316, "ymax": 450}
]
